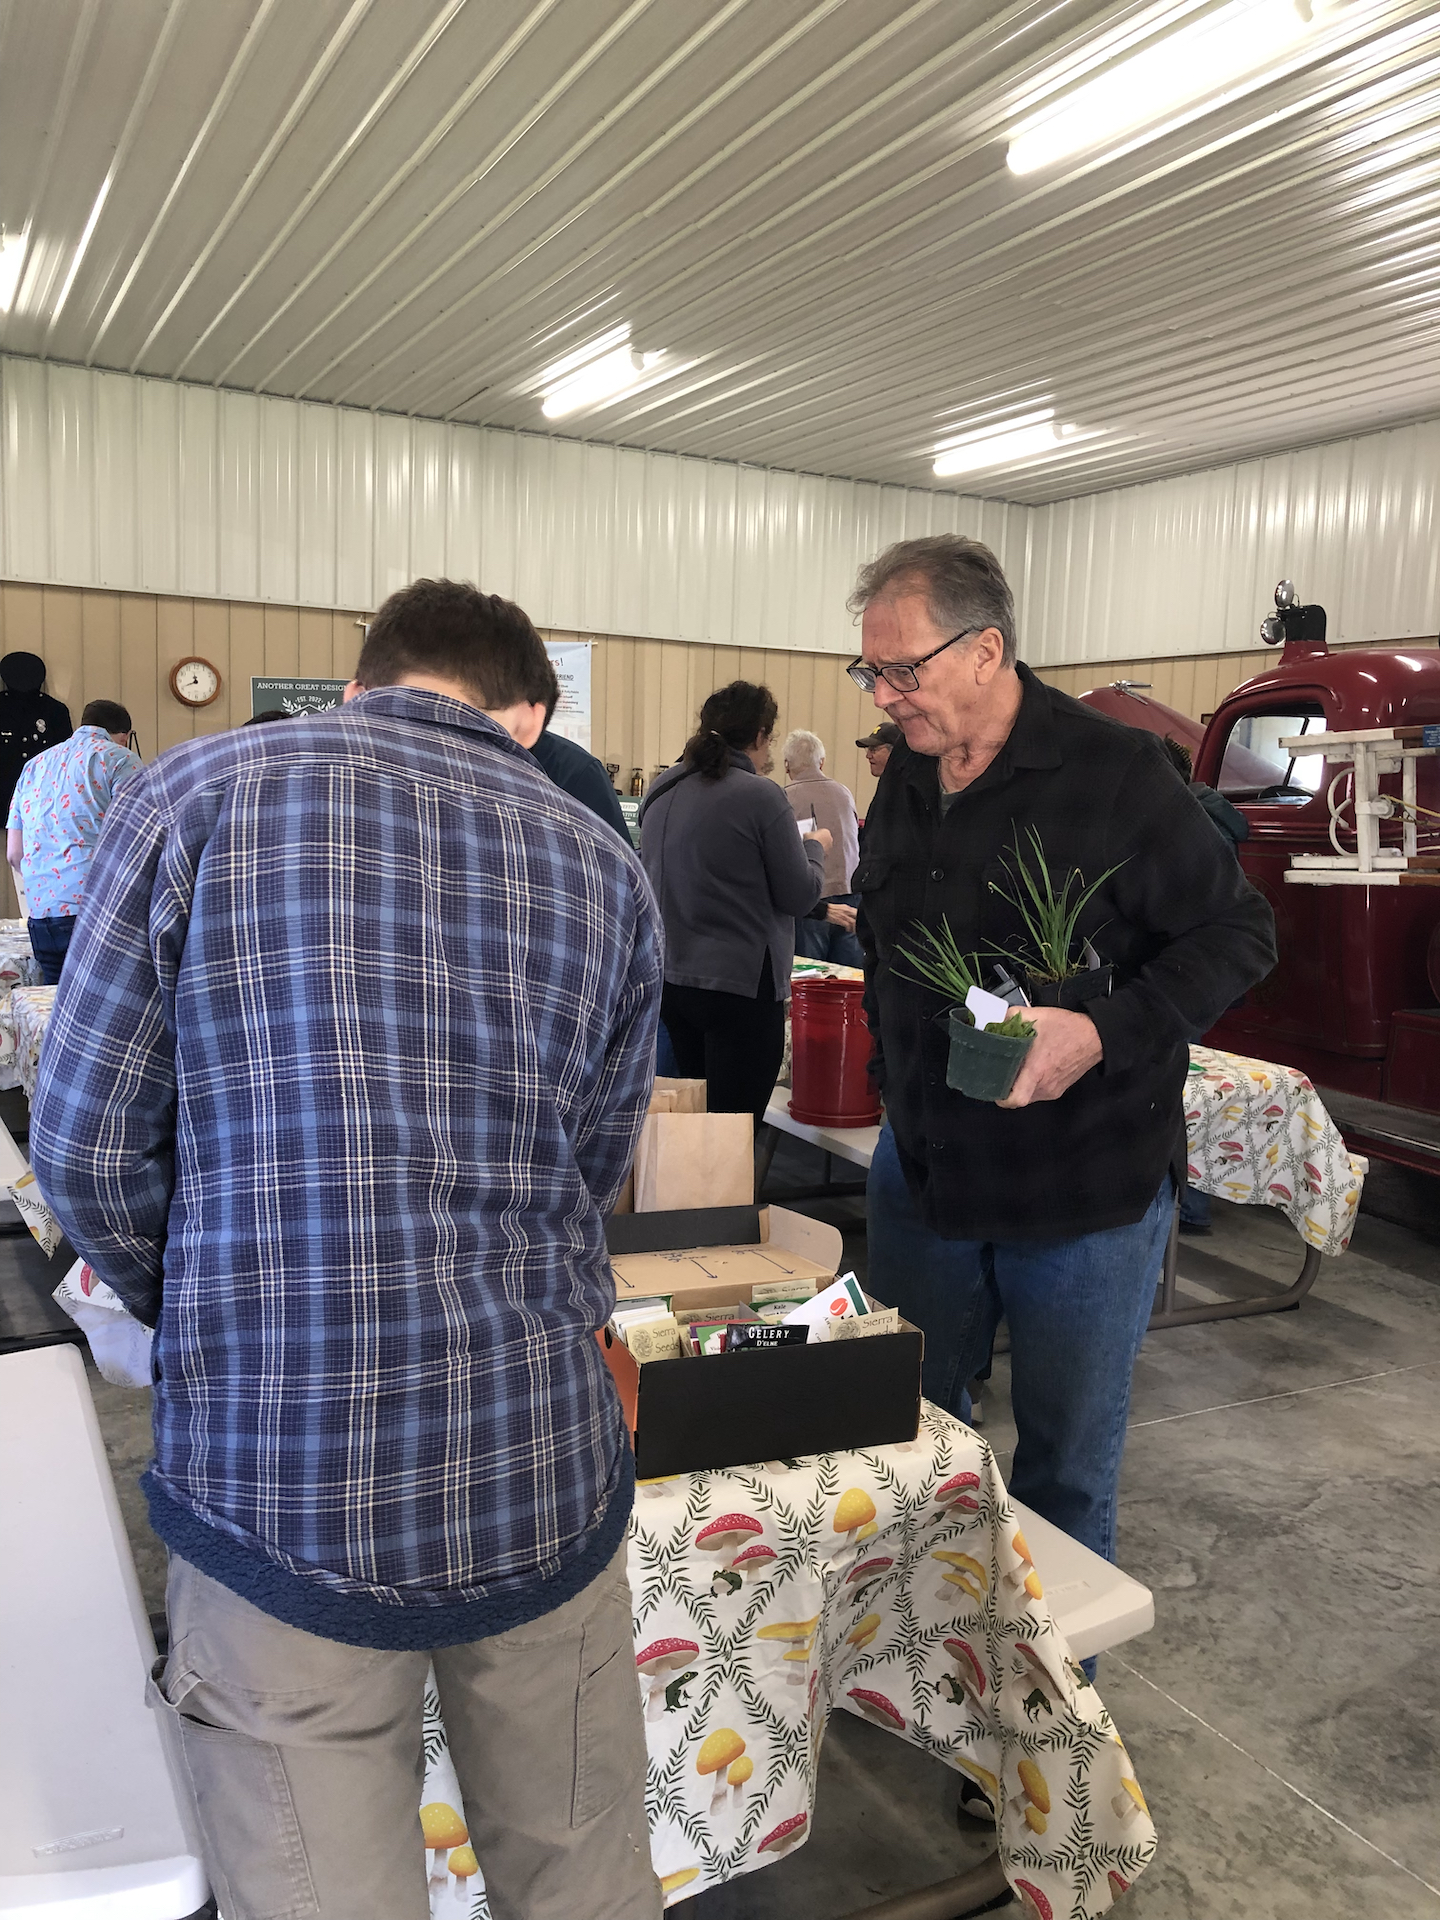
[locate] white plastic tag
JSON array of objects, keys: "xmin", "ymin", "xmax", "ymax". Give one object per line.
[{"xmin": 964, "ymin": 985, "xmax": 1011, "ymax": 1031}]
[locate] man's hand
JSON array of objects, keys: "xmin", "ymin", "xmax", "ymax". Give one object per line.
[
  {"xmin": 996, "ymin": 1006, "xmax": 1103, "ymax": 1108},
  {"xmin": 826, "ymin": 902, "xmax": 858, "ymax": 933},
  {"xmin": 804, "ymin": 827, "xmax": 834, "ymax": 853}
]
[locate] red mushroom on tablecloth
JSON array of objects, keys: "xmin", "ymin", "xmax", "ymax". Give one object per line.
[
  {"xmin": 636, "ymin": 1637, "xmax": 700, "ymax": 1721},
  {"xmin": 1107, "ymin": 1870, "xmax": 1130, "ymax": 1899},
  {"xmin": 1013, "ymin": 1880, "xmax": 1053, "ymax": 1920},
  {"xmin": 845, "ymin": 1555, "xmax": 894, "ymax": 1589},
  {"xmin": 846, "ymin": 1687, "xmax": 906, "ymax": 1733},
  {"xmin": 696, "ymin": 1513, "xmax": 763, "ymax": 1557},
  {"xmin": 935, "ymin": 1471, "xmax": 981, "ymax": 1514},
  {"xmin": 941, "ymin": 1636, "xmax": 986, "ymax": 1708},
  {"xmin": 696, "ymin": 1513, "xmax": 764, "ymax": 1591},
  {"xmin": 757, "ymin": 1812, "xmax": 808, "ymax": 1855},
  {"xmin": 729, "ymin": 1543, "xmax": 777, "ymax": 1582},
  {"xmin": 1013, "ymin": 1640, "xmax": 1063, "ymax": 1716}
]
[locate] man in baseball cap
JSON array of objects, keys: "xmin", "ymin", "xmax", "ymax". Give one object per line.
[{"xmin": 856, "ymin": 721, "xmax": 903, "ymax": 780}]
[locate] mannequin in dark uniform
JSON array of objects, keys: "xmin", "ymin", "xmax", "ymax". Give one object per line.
[{"xmin": 0, "ymin": 653, "xmax": 73, "ymax": 827}]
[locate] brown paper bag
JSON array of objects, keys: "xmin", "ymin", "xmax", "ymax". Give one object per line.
[
  {"xmin": 652, "ymin": 1076, "xmax": 707, "ymax": 1113},
  {"xmin": 633, "ymin": 1111, "xmax": 754, "ymax": 1212}
]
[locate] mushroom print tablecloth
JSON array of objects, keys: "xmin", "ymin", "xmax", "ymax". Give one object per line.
[
  {"xmin": 418, "ymin": 1405, "xmax": 1156, "ymax": 1919},
  {"xmin": 9, "ymin": 985, "xmax": 56, "ymax": 1100},
  {"xmin": 0, "ymin": 924, "xmax": 41, "ymax": 1091},
  {"xmin": 1184, "ymin": 1044, "xmax": 1367, "ymax": 1254}
]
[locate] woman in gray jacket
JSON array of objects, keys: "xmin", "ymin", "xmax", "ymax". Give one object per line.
[{"xmin": 640, "ymin": 682, "xmax": 829, "ymax": 1126}]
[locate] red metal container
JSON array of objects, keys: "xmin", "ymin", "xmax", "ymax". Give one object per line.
[{"xmin": 789, "ymin": 978, "xmax": 881, "ymax": 1127}]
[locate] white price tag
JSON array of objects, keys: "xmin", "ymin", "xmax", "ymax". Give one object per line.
[{"xmin": 964, "ymin": 984, "xmax": 1012, "ymax": 1031}]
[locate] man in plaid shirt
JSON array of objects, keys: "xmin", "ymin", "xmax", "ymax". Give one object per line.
[
  {"xmin": 848, "ymin": 536, "xmax": 1275, "ymax": 1649},
  {"xmin": 32, "ymin": 581, "xmax": 664, "ymax": 1919}
]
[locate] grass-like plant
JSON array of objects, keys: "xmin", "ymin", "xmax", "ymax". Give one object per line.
[
  {"xmin": 989, "ymin": 828, "xmax": 1124, "ymax": 982},
  {"xmin": 895, "ymin": 919, "xmax": 1035, "ymax": 1036}
]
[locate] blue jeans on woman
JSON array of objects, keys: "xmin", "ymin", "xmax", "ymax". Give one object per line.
[{"xmin": 867, "ymin": 1124, "xmax": 1172, "ymax": 1569}]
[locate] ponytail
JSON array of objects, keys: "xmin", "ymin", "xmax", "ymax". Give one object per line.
[{"xmin": 681, "ymin": 681, "xmax": 779, "ymax": 782}]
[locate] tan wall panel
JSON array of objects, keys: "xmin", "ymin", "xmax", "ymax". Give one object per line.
[
  {"xmin": 229, "ymin": 605, "xmax": 267, "ymax": 727},
  {"xmin": 193, "ymin": 601, "xmax": 233, "ymax": 735},
  {"xmin": 12, "ymin": 581, "xmax": 1422, "ymax": 837}
]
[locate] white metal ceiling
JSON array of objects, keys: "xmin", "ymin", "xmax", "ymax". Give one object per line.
[{"xmin": 2, "ymin": 0, "xmax": 1439, "ymax": 504}]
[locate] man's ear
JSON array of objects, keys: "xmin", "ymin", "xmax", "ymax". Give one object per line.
[
  {"xmin": 970, "ymin": 629, "xmax": 1008, "ymax": 685},
  {"xmin": 342, "ymin": 680, "xmax": 365, "ymax": 703}
]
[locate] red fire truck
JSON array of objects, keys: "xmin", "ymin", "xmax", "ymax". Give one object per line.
[{"xmin": 1080, "ymin": 585, "xmax": 1440, "ymax": 1177}]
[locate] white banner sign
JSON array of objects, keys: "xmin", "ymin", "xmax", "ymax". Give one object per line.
[{"xmin": 544, "ymin": 641, "xmax": 592, "ymax": 751}]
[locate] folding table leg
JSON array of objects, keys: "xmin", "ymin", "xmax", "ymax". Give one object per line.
[
  {"xmin": 1147, "ymin": 1191, "xmax": 1325, "ymax": 1330},
  {"xmin": 836, "ymin": 1850, "xmax": 1009, "ymax": 1919}
]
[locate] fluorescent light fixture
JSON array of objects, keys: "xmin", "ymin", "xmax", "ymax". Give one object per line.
[
  {"xmin": 1008, "ymin": 0, "xmax": 1320, "ymax": 175},
  {"xmin": 933, "ymin": 411, "xmax": 1087, "ymax": 477},
  {"xmin": 540, "ymin": 330, "xmax": 664, "ymax": 419},
  {"xmin": 0, "ymin": 228, "xmax": 29, "ymax": 314}
]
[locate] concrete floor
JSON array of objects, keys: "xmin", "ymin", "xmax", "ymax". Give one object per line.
[{"xmin": 4, "ymin": 1138, "xmax": 1438, "ymax": 1919}]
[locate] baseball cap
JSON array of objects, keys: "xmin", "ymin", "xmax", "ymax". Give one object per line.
[{"xmin": 856, "ymin": 722, "xmax": 903, "ymax": 750}]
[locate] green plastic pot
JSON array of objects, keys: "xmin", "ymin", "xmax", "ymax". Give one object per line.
[{"xmin": 945, "ymin": 1009, "xmax": 1034, "ymax": 1102}]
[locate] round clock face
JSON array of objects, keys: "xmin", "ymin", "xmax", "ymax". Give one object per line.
[{"xmin": 173, "ymin": 658, "xmax": 220, "ymax": 706}]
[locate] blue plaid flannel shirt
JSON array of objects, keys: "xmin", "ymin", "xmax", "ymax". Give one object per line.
[{"xmin": 31, "ymin": 689, "xmax": 662, "ymax": 1648}]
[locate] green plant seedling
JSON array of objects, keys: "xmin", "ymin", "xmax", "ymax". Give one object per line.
[
  {"xmin": 895, "ymin": 919, "xmax": 984, "ymax": 1016},
  {"xmin": 984, "ymin": 1009, "xmax": 1036, "ymax": 1040},
  {"xmin": 988, "ymin": 828, "xmax": 1125, "ymax": 982}
]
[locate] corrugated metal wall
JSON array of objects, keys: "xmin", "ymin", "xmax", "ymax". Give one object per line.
[
  {"xmin": 5, "ymin": 353, "xmax": 1437, "ymax": 683},
  {"xmin": 0, "ymin": 356, "xmax": 1028, "ymax": 653},
  {"xmin": 1025, "ymin": 418, "xmax": 1440, "ymax": 665}
]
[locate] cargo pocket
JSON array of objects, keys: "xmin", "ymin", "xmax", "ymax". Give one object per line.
[
  {"xmin": 571, "ymin": 1585, "xmax": 647, "ymax": 1829},
  {"xmin": 148, "ymin": 1665, "xmax": 318, "ymax": 1920}
]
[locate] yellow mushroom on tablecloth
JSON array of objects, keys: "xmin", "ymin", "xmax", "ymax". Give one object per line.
[
  {"xmin": 833, "ymin": 1488, "xmax": 878, "ymax": 1546},
  {"xmin": 1016, "ymin": 1757, "xmax": 1051, "ymax": 1834},
  {"xmin": 932, "ymin": 1549, "xmax": 988, "ymax": 1603},
  {"xmin": 696, "ymin": 1727, "xmax": 747, "ymax": 1808}
]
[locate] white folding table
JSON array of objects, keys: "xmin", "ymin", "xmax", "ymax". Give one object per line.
[{"xmin": 0, "ymin": 1345, "xmax": 207, "ymax": 1918}]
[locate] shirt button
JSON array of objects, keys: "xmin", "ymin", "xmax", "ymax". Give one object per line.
[{"xmin": 931, "ymin": 867, "xmax": 944, "ymax": 881}]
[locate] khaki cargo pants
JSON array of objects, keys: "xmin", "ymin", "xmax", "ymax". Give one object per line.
[{"xmin": 148, "ymin": 1545, "xmax": 661, "ymax": 1920}]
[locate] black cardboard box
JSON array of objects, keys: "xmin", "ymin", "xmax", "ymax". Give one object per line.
[{"xmin": 601, "ymin": 1204, "xmax": 923, "ymax": 1477}]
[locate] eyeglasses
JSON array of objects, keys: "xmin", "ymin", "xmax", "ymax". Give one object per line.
[{"xmin": 846, "ymin": 629, "xmax": 981, "ymax": 694}]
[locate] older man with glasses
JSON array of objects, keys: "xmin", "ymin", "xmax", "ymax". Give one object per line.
[{"xmin": 845, "ymin": 534, "xmax": 1274, "ymax": 1631}]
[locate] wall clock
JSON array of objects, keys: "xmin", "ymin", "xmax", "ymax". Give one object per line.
[{"xmin": 170, "ymin": 657, "xmax": 222, "ymax": 708}]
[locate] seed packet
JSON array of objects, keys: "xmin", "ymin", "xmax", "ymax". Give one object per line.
[
  {"xmin": 727, "ymin": 1321, "xmax": 809, "ymax": 1352},
  {"xmin": 691, "ymin": 1321, "xmax": 732, "ymax": 1355},
  {"xmin": 626, "ymin": 1315, "xmax": 682, "ymax": 1363}
]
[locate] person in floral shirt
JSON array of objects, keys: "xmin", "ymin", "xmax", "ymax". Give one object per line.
[{"xmin": 6, "ymin": 699, "xmax": 140, "ymax": 983}]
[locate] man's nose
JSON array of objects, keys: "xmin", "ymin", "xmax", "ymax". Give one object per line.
[{"xmin": 872, "ymin": 677, "xmax": 900, "ymax": 712}]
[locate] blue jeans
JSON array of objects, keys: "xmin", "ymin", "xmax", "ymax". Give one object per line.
[
  {"xmin": 795, "ymin": 893, "xmax": 865, "ymax": 970},
  {"xmin": 867, "ymin": 1124, "xmax": 1172, "ymax": 1567},
  {"xmin": 28, "ymin": 914, "xmax": 76, "ymax": 987}
]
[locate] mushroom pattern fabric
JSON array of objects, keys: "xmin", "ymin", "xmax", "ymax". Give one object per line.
[
  {"xmin": 0, "ymin": 923, "xmax": 41, "ymax": 1091},
  {"xmin": 1184, "ymin": 1044, "xmax": 1366, "ymax": 1254},
  {"xmin": 416, "ymin": 1404, "xmax": 1156, "ymax": 1918},
  {"xmin": 9, "ymin": 985, "xmax": 57, "ymax": 1100}
]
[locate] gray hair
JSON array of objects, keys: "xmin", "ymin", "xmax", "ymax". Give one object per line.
[
  {"xmin": 847, "ymin": 534, "xmax": 1018, "ymax": 668},
  {"xmin": 782, "ymin": 728, "xmax": 824, "ymax": 772}
]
